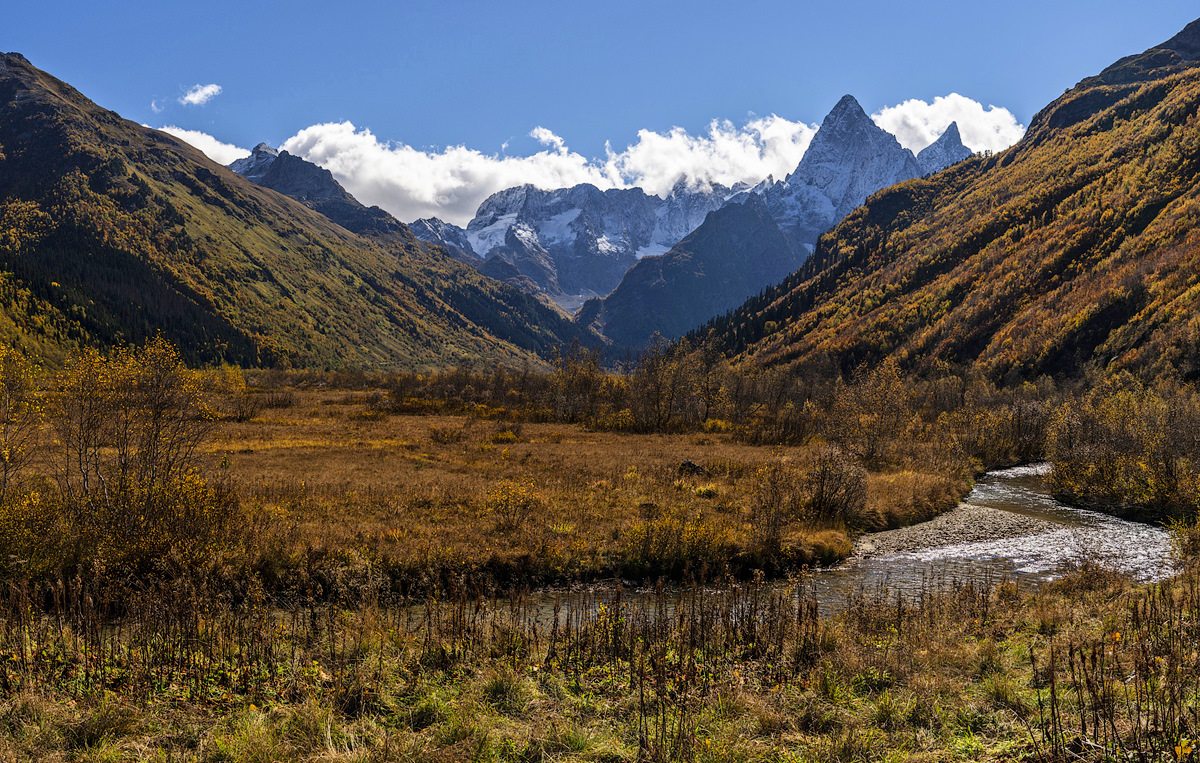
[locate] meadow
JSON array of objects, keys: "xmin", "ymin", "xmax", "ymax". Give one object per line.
[
  {"xmin": 0, "ymin": 339, "xmax": 1198, "ymax": 761},
  {"xmin": 210, "ymin": 388, "xmax": 967, "ymax": 594}
]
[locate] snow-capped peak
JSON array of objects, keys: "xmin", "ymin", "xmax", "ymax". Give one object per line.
[
  {"xmin": 228, "ymin": 143, "xmax": 279, "ymax": 181},
  {"xmin": 764, "ymin": 94, "xmax": 924, "ymax": 250},
  {"xmin": 916, "ymin": 122, "xmax": 973, "ymax": 175}
]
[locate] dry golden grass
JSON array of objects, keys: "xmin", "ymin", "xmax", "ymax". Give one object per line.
[{"xmin": 204, "ymin": 390, "xmax": 967, "ymax": 586}]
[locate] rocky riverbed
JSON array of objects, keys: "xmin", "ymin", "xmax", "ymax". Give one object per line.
[
  {"xmin": 830, "ymin": 464, "xmax": 1177, "ymax": 590},
  {"xmin": 852, "ymin": 503, "xmax": 1057, "ymax": 559}
]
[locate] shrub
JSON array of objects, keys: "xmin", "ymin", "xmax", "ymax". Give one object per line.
[
  {"xmin": 1047, "ymin": 375, "xmax": 1200, "ymax": 520},
  {"xmin": 0, "ymin": 344, "xmax": 42, "ymax": 504},
  {"xmin": 227, "ymin": 393, "xmax": 263, "ymax": 423},
  {"xmin": 804, "ymin": 446, "xmax": 867, "ymax": 525},
  {"xmin": 486, "ymin": 479, "xmax": 545, "ymax": 533},
  {"xmin": 0, "ymin": 337, "xmax": 245, "ymax": 575},
  {"xmin": 491, "ymin": 423, "xmax": 523, "ymax": 444},
  {"xmin": 750, "ymin": 462, "xmax": 805, "ymax": 558},
  {"xmin": 429, "ymin": 424, "xmax": 465, "ymax": 444},
  {"xmin": 261, "ymin": 389, "xmax": 297, "ymax": 409},
  {"xmin": 622, "ymin": 505, "xmax": 728, "ymax": 575}
]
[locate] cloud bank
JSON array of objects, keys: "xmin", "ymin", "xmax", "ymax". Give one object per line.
[
  {"xmin": 870, "ymin": 93, "xmax": 1025, "ymax": 154},
  {"xmin": 603, "ymin": 116, "xmax": 816, "ymax": 196},
  {"xmin": 278, "ymin": 117, "xmax": 818, "ymax": 226},
  {"xmin": 155, "ymin": 125, "xmax": 250, "ymax": 165},
  {"xmin": 159, "ymin": 94, "xmax": 1023, "ymax": 226},
  {"xmin": 280, "ymin": 123, "xmax": 614, "ymax": 225},
  {"xmin": 179, "ymin": 83, "xmax": 223, "ymax": 106}
]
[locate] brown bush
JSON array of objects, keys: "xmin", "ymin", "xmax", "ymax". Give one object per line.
[
  {"xmin": 804, "ymin": 446, "xmax": 867, "ymax": 525},
  {"xmin": 750, "ymin": 462, "xmax": 805, "ymax": 558},
  {"xmin": 0, "ymin": 338, "xmax": 244, "ymax": 576}
]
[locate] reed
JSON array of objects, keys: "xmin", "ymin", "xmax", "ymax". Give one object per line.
[{"xmin": 3, "ymin": 562, "xmax": 1193, "ymax": 760}]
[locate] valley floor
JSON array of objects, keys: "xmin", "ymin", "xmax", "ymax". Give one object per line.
[
  {"xmin": 5, "ymin": 382, "xmax": 1193, "ymax": 762},
  {"xmin": 207, "ymin": 389, "xmax": 968, "ymax": 591}
]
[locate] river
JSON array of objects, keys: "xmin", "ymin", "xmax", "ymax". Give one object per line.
[
  {"xmin": 799, "ymin": 463, "xmax": 1178, "ymax": 611},
  {"xmin": 488, "ymin": 464, "xmax": 1179, "ymax": 626}
]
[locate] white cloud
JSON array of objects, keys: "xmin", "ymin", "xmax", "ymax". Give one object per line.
[
  {"xmin": 279, "ymin": 123, "xmax": 613, "ymax": 226},
  {"xmin": 529, "ymin": 126, "xmax": 567, "ymax": 153},
  {"xmin": 279, "ymin": 116, "xmax": 817, "ymax": 226},
  {"xmin": 179, "ymin": 83, "xmax": 223, "ymax": 107},
  {"xmin": 154, "ymin": 125, "xmax": 250, "ymax": 165},
  {"xmin": 870, "ymin": 93, "xmax": 1025, "ymax": 154},
  {"xmin": 150, "ymin": 99, "xmax": 163, "ymax": 114},
  {"xmin": 603, "ymin": 116, "xmax": 817, "ymax": 195},
  {"xmin": 145, "ymin": 93, "xmax": 1021, "ymax": 228}
]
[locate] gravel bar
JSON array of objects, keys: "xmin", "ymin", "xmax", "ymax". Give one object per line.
[{"xmin": 852, "ymin": 503, "xmax": 1058, "ymax": 559}]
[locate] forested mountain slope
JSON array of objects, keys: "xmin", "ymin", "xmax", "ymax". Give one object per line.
[
  {"xmin": 0, "ymin": 52, "xmax": 590, "ymax": 368},
  {"xmin": 592, "ymin": 195, "xmax": 801, "ymax": 348},
  {"xmin": 701, "ymin": 19, "xmax": 1200, "ymax": 381}
]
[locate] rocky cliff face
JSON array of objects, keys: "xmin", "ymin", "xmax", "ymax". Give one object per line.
[
  {"xmin": 228, "ymin": 142, "xmax": 277, "ymax": 181},
  {"xmin": 410, "ymin": 181, "xmax": 733, "ymax": 309},
  {"xmin": 408, "ymin": 217, "xmax": 480, "ymax": 263}
]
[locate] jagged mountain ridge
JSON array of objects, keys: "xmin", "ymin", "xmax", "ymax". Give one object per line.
[
  {"xmin": 232, "ymin": 95, "xmax": 971, "ymax": 350},
  {"xmin": 763, "ymin": 95, "xmax": 926, "ymax": 253},
  {"xmin": 411, "ymin": 101, "xmax": 970, "ymax": 319},
  {"xmin": 413, "ymin": 181, "xmax": 737, "ymax": 309},
  {"xmin": 589, "ymin": 97, "xmax": 972, "ymax": 348},
  {"xmin": 408, "ymin": 216, "xmax": 480, "ymax": 263},
  {"xmin": 0, "ymin": 52, "xmax": 592, "ymax": 369},
  {"xmin": 228, "ymin": 142, "xmax": 277, "ymax": 180},
  {"xmin": 228, "ymin": 142, "xmax": 409, "ymax": 238},
  {"xmin": 695, "ymin": 17, "xmax": 1200, "ymax": 382},
  {"xmin": 916, "ymin": 122, "xmax": 973, "ymax": 176}
]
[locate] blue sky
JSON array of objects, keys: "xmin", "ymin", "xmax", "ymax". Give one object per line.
[{"xmin": 7, "ymin": 1, "xmax": 1199, "ymax": 223}]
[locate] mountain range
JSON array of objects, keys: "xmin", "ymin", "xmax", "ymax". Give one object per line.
[
  {"xmin": 229, "ymin": 96, "xmax": 971, "ymax": 350},
  {"xmin": 7, "ymin": 14, "xmax": 1199, "ymax": 382},
  {"xmin": 406, "ymin": 182, "xmax": 739, "ymax": 311},
  {"xmin": 584, "ymin": 193, "xmax": 804, "ymax": 348},
  {"xmin": 585, "ymin": 99, "xmax": 972, "ymax": 347},
  {"xmin": 399, "ymin": 97, "xmax": 971, "ymax": 345}
]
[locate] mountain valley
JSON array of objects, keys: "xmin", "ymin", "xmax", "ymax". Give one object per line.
[{"xmin": 7, "ymin": 10, "xmax": 1200, "ymax": 763}]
